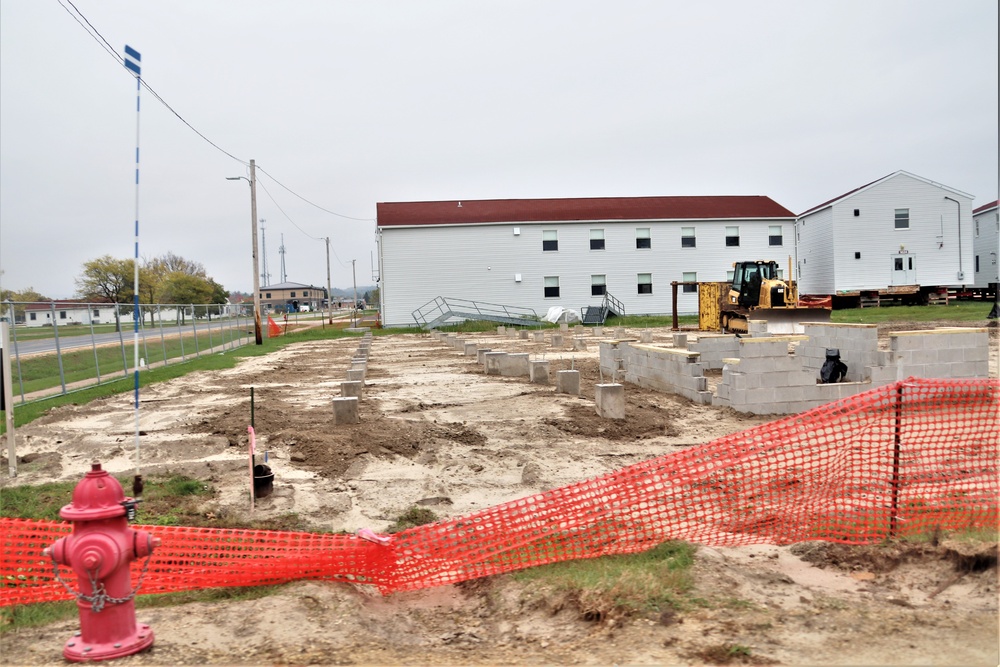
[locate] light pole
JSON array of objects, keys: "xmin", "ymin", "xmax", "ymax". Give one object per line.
[{"xmin": 227, "ymin": 158, "xmax": 263, "ymax": 345}]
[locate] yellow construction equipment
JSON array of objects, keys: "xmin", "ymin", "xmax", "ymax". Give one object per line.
[{"xmin": 699, "ymin": 259, "xmax": 831, "ymax": 334}]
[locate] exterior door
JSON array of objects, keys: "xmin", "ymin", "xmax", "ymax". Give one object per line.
[{"xmin": 891, "ymin": 254, "xmax": 916, "ymax": 286}]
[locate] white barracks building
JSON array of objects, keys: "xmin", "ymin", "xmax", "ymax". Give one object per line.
[{"xmin": 376, "ymin": 195, "xmax": 797, "ymax": 328}]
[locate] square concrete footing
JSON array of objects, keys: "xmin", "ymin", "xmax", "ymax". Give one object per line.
[
  {"xmin": 639, "ymin": 331, "xmax": 653, "ymax": 343},
  {"xmin": 476, "ymin": 348, "xmax": 493, "ymax": 364},
  {"xmin": 614, "ymin": 328, "xmax": 626, "ymax": 338},
  {"xmin": 673, "ymin": 333, "xmax": 687, "ymax": 348},
  {"xmin": 533, "ymin": 331, "xmax": 545, "ymax": 342},
  {"xmin": 497, "ymin": 326, "xmax": 506, "ymax": 335},
  {"xmin": 595, "ymin": 383, "xmax": 625, "ymax": 419},
  {"xmin": 594, "ymin": 326, "xmax": 604, "ymax": 336},
  {"xmin": 519, "ymin": 330, "xmax": 529, "ymax": 340},
  {"xmin": 559, "ymin": 322, "xmax": 569, "ymax": 332},
  {"xmin": 500, "ymin": 353, "xmax": 530, "ymax": 377},
  {"xmin": 556, "ymin": 370, "xmax": 581, "ymax": 395},
  {"xmin": 341, "ymin": 380, "xmax": 363, "ymax": 398},
  {"xmin": 529, "ymin": 360, "xmax": 550, "ymax": 384},
  {"xmin": 464, "ymin": 342, "xmax": 478, "ymax": 356},
  {"xmin": 484, "ymin": 351, "xmax": 507, "ymax": 375},
  {"xmin": 332, "ymin": 397, "xmax": 360, "ymax": 424},
  {"xmin": 346, "ymin": 369, "xmax": 365, "ymax": 383},
  {"xmin": 572, "ymin": 337, "xmax": 588, "ymax": 351},
  {"xmin": 552, "ymin": 334, "xmax": 564, "ymax": 347}
]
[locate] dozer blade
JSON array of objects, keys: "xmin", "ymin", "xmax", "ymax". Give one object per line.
[{"xmin": 747, "ymin": 308, "xmax": 832, "ymax": 335}]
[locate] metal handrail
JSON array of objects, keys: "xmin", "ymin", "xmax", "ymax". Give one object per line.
[{"xmin": 412, "ymin": 297, "xmax": 538, "ymax": 329}]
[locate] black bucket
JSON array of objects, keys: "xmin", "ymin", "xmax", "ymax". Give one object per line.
[{"xmin": 253, "ymin": 464, "xmax": 274, "ymax": 499}]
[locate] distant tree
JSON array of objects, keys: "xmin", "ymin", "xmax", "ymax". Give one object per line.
[
  {"xmin": 75, "ymin": 255, "xmax": 135, "ymax": 331},
  {"xmin": 0, "ymin": 287, "xmax": 51, "ymax": 323},
  {"xmin": 160, "ymin": 272, "xmax": 227, "ymax": 320}
]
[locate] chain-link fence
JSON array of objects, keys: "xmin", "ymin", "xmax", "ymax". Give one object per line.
[{"xmin": 1, "ymin": 301, "xmax": 253, "ymax": 405}]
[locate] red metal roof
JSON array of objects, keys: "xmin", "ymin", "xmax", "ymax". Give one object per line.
[
  {"xmin": 376, "ymin": 195, "xmax": 795, "ymax": 227},
  {"xmin": 973, "ymin": 200, "xmax": 998, "ymax": 214}
]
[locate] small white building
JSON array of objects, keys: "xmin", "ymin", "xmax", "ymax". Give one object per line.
[
  {"xmin": 23, "ymin": 300, "xmax": 118, "ymax": 328},
  {"xmin": 796, "ymin": 171, "xmax": 974, "ymax": 300},
  {"xmin": 376, "ymin": 195, "xmax": 797, "ymax": 328},
  {"xmin": 972, "ymin": 200, "xmax": 998, "ymax": 293}
]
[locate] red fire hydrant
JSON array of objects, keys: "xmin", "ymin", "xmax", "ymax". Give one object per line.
[{"xmin": 43, "ymin": 462, "xmax": 159, "ymax": 662}]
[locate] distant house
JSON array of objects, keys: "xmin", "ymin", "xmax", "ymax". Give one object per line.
[
  {"xmin": 376, "ymin": 195, "xmax": 797, "ymax": 327},
  {"xmin": 23, "ymin": 300, "xmax": 118, "ymax": 328},
  {"xmin": 796, "ymin": 171, "xmax": 974, "ymax": 302},
  {"xmin": 258, "ymin": 282, "xmax": 327, "ymax": 313},
  {"xmin": 972, "ymin": 200, "xmax": 998, "ymax": 294}
]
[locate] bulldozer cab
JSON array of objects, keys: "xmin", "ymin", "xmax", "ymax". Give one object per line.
[{"xmin": 732, "ymin": 261, "xmax": 779, "ymax": 308}]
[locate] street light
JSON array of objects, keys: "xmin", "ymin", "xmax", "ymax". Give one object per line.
[{"xmin": 227, "ymin": 158, "xmax": 263, "ymax": 345}]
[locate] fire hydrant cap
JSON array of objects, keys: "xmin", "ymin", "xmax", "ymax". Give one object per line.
[{"xmin": 60, "ymin": 462, "xmax": 129, "ymax": 521}]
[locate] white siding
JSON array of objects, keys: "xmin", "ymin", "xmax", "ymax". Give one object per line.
[
  {"xmin": 796, "ymin": 207, "xmax": 835, "ymax": 295},
  {"xmin": 972, "ymin": 205, "xmax": 999, "ymax": 289},
  {"xmin": 379, "ymin": 219, "xmax": 795, "ymax": 327}
]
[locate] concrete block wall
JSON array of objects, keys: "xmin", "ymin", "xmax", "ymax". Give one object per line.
[
  {"xmin": 600, "ymin": 341, "xmax": 712, "ymax": 405},
  {"xmin": 687, "ymin": 334, "xmax": 740, "ymax": 370},
  {"xmin": 798, "ymin": 323, "xmax": 886, "ymax": 383},
  {"xmin": 888, "ymin": 328, "xmax": 990, "ymax": 379}
]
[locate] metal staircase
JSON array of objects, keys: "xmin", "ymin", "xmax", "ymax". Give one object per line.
[
  {"xmin": 412, "ymin": 297, "xmax": 539, "ymax": 330},
  {"xmin": 581, "ymin": 292, "xmax": 624, "ymax": 325}
]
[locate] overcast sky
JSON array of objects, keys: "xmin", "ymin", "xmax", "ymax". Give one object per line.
[{"xmin": 1, "ymin": 0, "xmax": 997, "ymax": 299}]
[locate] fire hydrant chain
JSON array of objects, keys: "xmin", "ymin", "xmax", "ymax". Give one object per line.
[{"xmin": 48, "ymin": 551, "xmax": 153, "ymax": 613}]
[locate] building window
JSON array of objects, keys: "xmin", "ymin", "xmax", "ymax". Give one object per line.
[
  {"xmin": 542, "ymin": 230, "xmax": 558, "ymax": 251},
  {"xmin": 976, "ymin": 255, "xmax": 980, "ymax": 273},
  {"xmin": 975, "ymin": 219, "xmax": 980, "ymax": 236},
  {"xmin": 303, "ymin": 291, "xmax": 309, "ymax": 297},
  {"xmin": 93, "ymin": 309, "xmax": 100, "ymax": 317},
  {"xmin": 591, "ymin": 275, "xmax": 606, "ymax": 296},
  {"xmin": 682, "ymin": 272, "xmax": 697, "ymax": 293},
  {"xmin": 894, "ymin": 208, "xmax": 909, "ymax": 229},
  {"xmin": 59, "ymin": 311, "xmax": 67, "ymax": 319},
  {"xmin": 727, "ymin": 270, "xmax": 735, "ymax": 282},
  {"xmin": 290, "ymin": 291, "xmax": 296, "ymax": 298},
  {"xmin": 544, "ymin": 276, "xmax": 560, "ymax": 298},
  {"xmin": 29, "ymin": 312, "xmax": 36, "ymax": 321},
  {"xmin": 590, "ymin": 229, "xmax": 605, "ymax": 250},
  {"xmin": 681, "ymin": 227, "xmax": 696, "ymax": 248},
  {"xmin": 265, "ymin": 292, "xmax": 271, "ymax": 299},
  {"xmin": 725, "ymin": 226, "xmax": 740, "ymax": 246},
  {"xmin": 636, "ymin": 228, "xmax": 651, "ymax": 249},
  {"xmin": 637, "ymin": 273, "xmax": 652, "ymax": 294},
  {"xmin": 769, "ymin": 225, "xmax": 783, "ymax": 246}
]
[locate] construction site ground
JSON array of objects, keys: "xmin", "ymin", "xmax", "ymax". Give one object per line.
[{"xmin": 2, "ymin": 323, "xmax": 998, "ymax": 666}]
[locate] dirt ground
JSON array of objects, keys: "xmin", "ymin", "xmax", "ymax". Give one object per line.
[{"xmin": 2, "ymin": 324, "xmax": 998, "ymax": 666}]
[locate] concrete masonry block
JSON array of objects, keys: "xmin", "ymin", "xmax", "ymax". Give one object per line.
[
  {"xmin": 672, "ymin": 333, "xmax": 687, "ymax": 348},
  {"xmin": 346, "ymin": 369, "xmax": 365, "ymax": 383},
  {"xmin": 341, "ymin": 380, "xmax": 363, "ymax": 399},
  {"xmin": 962, "ymin": 346, "xmax": 989, "ymax": 362},
  {"xmin": 529, "ymin": 360, "xmax": 550, "ymax": 384},
  {"xmin": 332, "ymin": 397, "xmax": 360, "ymax": 424},
  {"xmin": 595, "ymin": 383, "xmax": 625, "ymax": 419},
  {"xmin": 953, "ymin": 361, "xmax": 988, "ymax": 378},
  {"xmin": 500, "ymin": 353, "xmax": 531, "ymax": 377},
  {"xmin": 484, "ymin": 351, "xmax": 507, "ymax": 375},
  {"xmin": 556, "ymin": 370, "xmax": 581, "ymax": 395},
  {"xmin": 464, "ymin": 342, "xmax": 478, "ymax": 356},
  {"xmin": 533, "ymin": 331, "xmax": 545, "ymax": 342}
]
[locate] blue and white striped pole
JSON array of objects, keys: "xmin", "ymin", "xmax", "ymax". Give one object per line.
[{"xmin": 125, "ymin": 45, "xmax": 143, "ymax": 496}]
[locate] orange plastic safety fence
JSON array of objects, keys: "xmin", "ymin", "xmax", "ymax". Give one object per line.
[{"xmin": 3, "ymin": 378, "xmax": 997, "ymax": 606}]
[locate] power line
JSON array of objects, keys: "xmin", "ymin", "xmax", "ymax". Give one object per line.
[
  {"xmin": 57, "ymin": 0, "xmax": 375, "ymax": 227},
  {"xmin": 256, "ymin": 178, "xmax": 352, "ymax": 268}
]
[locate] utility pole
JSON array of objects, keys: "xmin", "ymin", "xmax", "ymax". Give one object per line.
[
  {"xmin": 279, "ymin": 233, "xmax": 287, "ymax": 283},
  {"xmin": 352, "ymin": 259, "xmax": 358, "ymax": 328},
  {"xmin": 326, "ymin": 237, "xmax": 333, "ymax": 325},
  {"xmin": 250, "ymin": 161, "xmax": 263, "ymax": 344},
  {"xmin": 259, "ymin": 219, "xmax": 271, "ymax": 286}
]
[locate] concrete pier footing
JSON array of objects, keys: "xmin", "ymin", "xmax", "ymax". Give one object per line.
[
  {"xmin": 332, "ymin": 397, "xmax": 360, "ymax": 424},
  {"xmin": 529, "ymin": 360, "xmax": 550, "ymax": 384},
  {"xmin": 595, "ymin": 383, "xmax": 625, "ymax": 419},
  {"xmin": 484, "ymin": 351, "xmax": 507, "ymax": 375},
  {"xmin": 556, "ymin": 370, "xmax": 581, "ymax": 395},
  {"xmin": 341, "ymin": 380, "xmax": 363, "ymax": 399},
  {"xmin": 552, "ymin": 334, "xmax": 564, "ymax": 347},
  {"xmin": 346, "ymin": 369, "xmax": 365, "ymax": 383}
]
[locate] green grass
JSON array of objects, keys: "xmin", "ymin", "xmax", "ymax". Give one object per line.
[
  {"xmin": 512, "ymin": 540, "xmax": 697, "ymax": 617},
  {"xmin": 830, "ymin": 301, "xmax": 994, "ymax": 324}
]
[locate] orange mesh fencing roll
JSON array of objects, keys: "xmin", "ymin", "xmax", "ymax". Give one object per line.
[{"xmin": 3, "ymin": 378, "xmax": 997, "ymax": 606}]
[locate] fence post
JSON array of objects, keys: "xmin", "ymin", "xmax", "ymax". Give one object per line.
[
  {"xmin": 157, "ymin": 305, "xmax": 167, "ymax": 366},
  {"xmin": 140, "ymin": 305, "xmax": 150, "ymax": 368},
  {"xmin": 88, "ymin": 303, "xmax": 102, "ymax": 385},
  {"xmin": 50, "ymin": 302, "xmax": 67, "ymax": 394},
  {"xmin": 116, "ymin": 304, "xmax": 129, "ymax": 378},
  {"xmin": 889, "ymin": 382, "xmax": 903, "ymax": 538},
  {"xmin": 178, "ymin": 305, "xmax": 186, "ymax": 361},
  {"xmin": 207, "ymin": 308, "xmax": 214, "ymax": 351},
  {"xmin": 191, "ymin": 304, "xmax": 200, "ymax": 357},
  {"xmin": 8, "ymin": 303, "xmax": 25, "ymax": 404}
]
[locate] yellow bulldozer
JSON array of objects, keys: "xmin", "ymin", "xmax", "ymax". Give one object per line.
[{"xmin": 698, "ymin": 260, "xmax": 831, "ymax": 334}]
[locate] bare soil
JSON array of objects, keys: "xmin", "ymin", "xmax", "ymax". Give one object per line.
[{"xmin": 2, "ymin": 326, "xmax": 998, "ymax": 666}]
